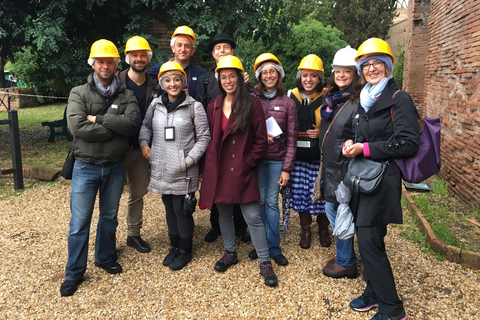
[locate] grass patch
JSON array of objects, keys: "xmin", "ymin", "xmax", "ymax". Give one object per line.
[
  {"xmin": 409, "ymin": 177, "xmax": 479, "ymax": 253},
  {"xmin": 0, "ymin": 103, "xmax": 66, "ymax": 128},
  {"xmin": 1, "ymin": 102, "xmax": 71, "ymax": 170}
]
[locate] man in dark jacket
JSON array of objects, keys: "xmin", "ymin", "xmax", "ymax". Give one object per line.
[
  {"xmin": 118, "ymin": 36, "xmax": 160, "ymax": 253},
  {"xmin": 60, "ymin": 39, "xmax": 141, "ymax": 297},
  {"xmin": 196, "ymin": 33, "xmax": 250, "ymax": 243},
  {"xmin": 147, "ymin": 26, "xmax": 205, "ymax": 100}
]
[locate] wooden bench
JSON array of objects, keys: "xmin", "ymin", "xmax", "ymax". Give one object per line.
[{"xmin": 41, "ymin": 106, "xmax": 73, "ymax": 142}]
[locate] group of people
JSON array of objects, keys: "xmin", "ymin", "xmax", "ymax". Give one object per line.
[{"xmin": 60, "ymin": 25, "xmax": 420, "ymax": 320}]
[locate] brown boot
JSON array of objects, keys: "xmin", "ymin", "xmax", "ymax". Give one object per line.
[
  {"xmin": 299, "ymin": 212, "xmax": 312, "ymax": 249},
  {"xmin": 317, "ymin": 215, "xmax": 332, "ymax": 247}
]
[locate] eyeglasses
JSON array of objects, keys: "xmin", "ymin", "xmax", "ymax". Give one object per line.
[
  {"xmin": 219, "ymin": 74, "xmax": 237, "ymax": 82},
  {"xmin": 261, "ymin": 69, "xmax": 277, "ymax": 76},
  {"xmin": 361, "ymin": 61, "xmax": 384, "ymax": 70}
]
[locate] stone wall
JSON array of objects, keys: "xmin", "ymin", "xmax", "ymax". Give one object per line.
[{"xmin": 404, "ymin": 0, "xmax": 480, "ymax": 205}]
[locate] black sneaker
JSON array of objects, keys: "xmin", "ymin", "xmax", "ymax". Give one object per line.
[
  {"xmin": 370, "ymin": 310, "xmax": 408, "ymax": 320},
  {"xmin": 94, "ymin": 261, "xmax": 122, "ymax": 274},
  {"xmin": 349, "ymin": 294, "xmax": 379, "ymax": 312},
  {"xmin": 272, "ymin": 254, "xmax": 289, "ymax": 266},
  {"xmin": 248, "ymin": 249, "xmax": 258, "ymax": 260},
  {"xmin": 260, "ymin": 261, "xmax": 278, "ymax": 287},
  {"xmin": 169, "ymin": 249, "xmax": 192, "ymax": 271},
  {"xmin": 163, "ymin": 247, "xmax": 179, "ymax": 266},
  {"xmin": 60, "ymin": 278, "xmax": 83, "ymax": 297},
  {"xmin": 214, "ymin": 251, "xmax": 238, "ymax": 272},
  {"xmin": 204, "ymin": 228, "xmax": 221, "ymax": 242}
]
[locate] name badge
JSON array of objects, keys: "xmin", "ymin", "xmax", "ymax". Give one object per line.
[
  {"xmin": 192, "ymin": 77, "xmax": 197, "ymax": 81},
  {"xmin": 274, "ymin": 107, "xmax": 280, "ymax": 110},
  {"xmin": 165, "ymin": 126, "xmax": 175, "ymax": 141},
  {"xmin": 297, "ymin": 140, "xmax": 311, "ymax": 148},
  {"xmin": 112, "ymin": 104, "xmax": 118, "ymax": 109}
]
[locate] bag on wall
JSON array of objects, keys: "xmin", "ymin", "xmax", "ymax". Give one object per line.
[{"xmin": 390, "ymin": 91, "xmax": 441, "ymax": 183}]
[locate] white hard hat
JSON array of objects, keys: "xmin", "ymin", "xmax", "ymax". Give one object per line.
[{"xmin": 331, "ymin": 46, "xmax": 358, "ymax": 71}]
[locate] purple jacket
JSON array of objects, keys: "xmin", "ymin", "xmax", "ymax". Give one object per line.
[{"xmin": 253, "ymin": 89, "xmax": 298, "ymax": 172}]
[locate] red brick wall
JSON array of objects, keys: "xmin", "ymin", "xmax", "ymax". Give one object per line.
[
  {"xmin": 403, "ymin": 0, "xmax": 430, "ymax": 114},
  {"xmin": 427, "ymin": 0, "xmax": 480, "ymax": 205},
  {"xmin": 405, "ymin": 0, "xmax": 480, "ymax": 205}
]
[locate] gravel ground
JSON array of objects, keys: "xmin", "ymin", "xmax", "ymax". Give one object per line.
[{"xmin": 1, "ymin": 183, "xmax": 479, "ymax": 319}]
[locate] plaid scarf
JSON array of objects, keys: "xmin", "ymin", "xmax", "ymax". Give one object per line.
[{"xmin": 320, "ymin": 87, "xmax": 353, "ymax": 120}]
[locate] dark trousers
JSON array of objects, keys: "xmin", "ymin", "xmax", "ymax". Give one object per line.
[
  {"xmin": 357, "ymin": 225, "xmax": 404, "ymax": 316},
  {"xmin": 162, "ymin": 194, "xmax": 194, "ymax": 252},
  {"xmin": 210, "ymin": 203, "xmax": 247, "ymax": 236}
]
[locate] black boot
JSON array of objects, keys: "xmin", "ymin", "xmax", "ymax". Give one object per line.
[{"xmin": 169, "ymin": 238, "xmax": 192, "ymax": 271}]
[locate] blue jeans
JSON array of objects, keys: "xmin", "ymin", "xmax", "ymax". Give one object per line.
[
  {"xmin": 65, "ymin": 159, "xmax": 126, "ymax": 281},
  {"xmin": 325, "ymin": 201, "xmax": 356, "ymax": 267},
  {"xmin": 258, "ymin": 159, "xmax": 283, "ymax": 257}
]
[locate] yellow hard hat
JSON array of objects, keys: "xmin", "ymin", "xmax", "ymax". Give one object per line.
[
  {"xmin": 355, "ymin": 38, "xmax": 394, "ymax": 62},
  {"xmin": 157, "ymin": 61, "xmax": 187, "ymax": 79},
  {"xmin": 298, "ymin": 54, "xmax": 324, "ymax": 73},
  {"xmin": 172, "ymin": 26, "xmax": 197, "ymax": 45},
  {"xmin": 253, "ymin": 53, "xmax": 282, "ymax": 72},
  {"xmin": 215, "ymin": 55, "xmax": 245, "ymax": 73},
  {"xmin": 89, "ymin": 39, "xmax": 120, "ymax": 58},
  {"xmin": 124, "ymin": 36, "xmax": 152, "ymax": 55}
]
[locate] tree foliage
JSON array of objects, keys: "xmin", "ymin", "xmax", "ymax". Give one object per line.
[
  {"xmin": 331, "ymin": 0, "xmax": 398, "ymax": 48},
  {"xmin": 238, "ymin": 17, "xmax": 347, "ymax": 89},
  {"xmin": 3, "ymin": 0, "xmax": 398, "ymax": 95}
]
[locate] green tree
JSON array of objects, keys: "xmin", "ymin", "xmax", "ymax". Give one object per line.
[
  {"xmin": 7, "ymin": 0, "xmax": 289, "ymax": 95},
  {"xmin": 0, "ymin": 0, "xmax": 41, "ymax": 88},
  {"xmin": 331, "ymin": 0, "xmax": 398, "ymax": 48}
]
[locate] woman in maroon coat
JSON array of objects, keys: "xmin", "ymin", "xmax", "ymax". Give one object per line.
[{"xmin": 199, "ymin": 55, "xmax": 278, "ymax": 287}]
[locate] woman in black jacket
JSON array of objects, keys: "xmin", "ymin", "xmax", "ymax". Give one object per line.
[
  {"xmin": 317, "ymin": 46, "xmax": 362, "ymax": 279},
  {"xmin": 342, "ymin": 38, "xmax": 419, "ymax": 320}
]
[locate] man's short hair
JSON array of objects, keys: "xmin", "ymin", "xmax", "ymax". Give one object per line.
[{"xmin": 170, "ymin": 35, "xmax": 196, "ymax": 48}]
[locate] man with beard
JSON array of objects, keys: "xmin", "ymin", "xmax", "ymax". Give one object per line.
[
  {"xmin": 118, "ymin": 36, "xmax": 161, "ymax": 253},
  {"xmin": 61, "ymin": 39, "xmax": 140, "ymax": 296}
]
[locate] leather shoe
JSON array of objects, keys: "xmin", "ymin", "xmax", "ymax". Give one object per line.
[
  {"xmin": 240, "ymin": 231, "xmax": 251, "ymax": 242},
  {"xmin": 127, "ymin": 235, "xmax": 151, "ymax": 253},
  {"xmin": 248, "ymin": 249, "xmax": 258, "ymax": 260},
  {"xmin": 60, "ymin": 278, "xmax": 83, "ymax": 297},
  {"xmin": 322, "ymin": 262, "xmax": 357, "ymax": 279},
  {"xmin": 204, "ymin": 228, "xmax": 221, "ymax": 242},
  {"xmin": 326, "ymin": 256, "xmax": 336, "ymax": 266},
  {"xmin": 94, "ymin": 261, "xmax": 122, "ymax": 274},
  {"xmin": 272, "ymin": 254, "xmax": 289, "ymax": 266}
]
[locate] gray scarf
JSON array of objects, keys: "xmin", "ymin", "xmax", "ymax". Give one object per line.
[
  {"xmin": 93, "ymin": 73, "xmax": 120, "ymax": 98},
  {"xmin": 263, "ymin": 90, "xmax": 277, "ymax": 99}
]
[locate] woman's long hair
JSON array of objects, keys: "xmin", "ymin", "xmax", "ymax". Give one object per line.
[
  {"xmin": 324, "ymin": 68, "xmax": 362, "ymax": 101},
  {"xmin": 218, "ymin": 68, "xmax": 253, "ymax": 134}
]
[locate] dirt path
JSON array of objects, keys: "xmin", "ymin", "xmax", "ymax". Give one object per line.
[{"xmin": 1, "ymin": 184, "xmax": 479, "ymax": 319}]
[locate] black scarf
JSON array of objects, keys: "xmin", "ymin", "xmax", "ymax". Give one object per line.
[
  {"xmin": 161, "ymin": 91, "xmax": 187, "ymax": 113},
  {"xmin": 320, "ymin": 87, "xmax": 353, "ymax": 120}
]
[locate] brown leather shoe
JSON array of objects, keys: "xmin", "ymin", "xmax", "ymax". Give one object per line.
[
  {"xmin": 299, "ymin": 212, "xmax": 312, "ymax": 249},
  {"xmin": 317, "ymin": 215, "xmax": 332, "ymax": 247},
  {"xmin": 322, "ymin": 262, "xmax": 357, "ymax": 279},
  {"xmin": 326, "ymin": 256, "xmax": 336, "ymax": 266}
]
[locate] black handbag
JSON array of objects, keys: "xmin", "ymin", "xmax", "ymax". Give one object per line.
[
  {"xmin": 61, "ymin": 144, "xmax": 75, "ymax": 179},
  {"xmin": 343, "ymin": 156, "xmax": 388, "ymax": 195},
  {"xmin": 182, "ymin": 176, "xmax": 197, "ymax": 216}
]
